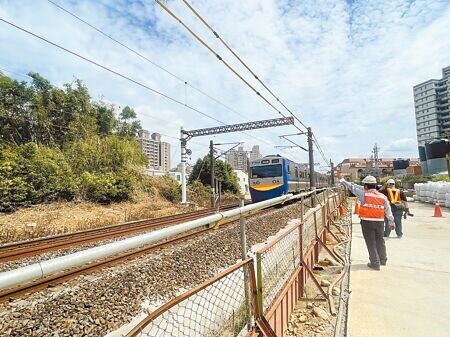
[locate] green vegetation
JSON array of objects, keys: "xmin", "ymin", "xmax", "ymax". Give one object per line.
[
  {"xmin": 188, "ymin": 155, "xmax": 240, "ymax": 195},
  {"xmin": 0, "ymin": 71, "xmax": 149, "ymax": 211}
]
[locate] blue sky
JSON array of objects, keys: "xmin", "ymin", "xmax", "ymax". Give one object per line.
[{"xmin": 1, "ymin": 0, "xmax": 450, "ymax": 171}]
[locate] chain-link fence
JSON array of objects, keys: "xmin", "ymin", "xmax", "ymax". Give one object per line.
[
  {"xmin": 128, "ymin": 259, "xmax": 256, "ymax": 337},
  {"xmin": 127, "ymin": 189, "xmax": 345, "ymax": 337},
  {"xmin": 256, "ymin": 225, "xmax": 301, "ymax": 312}
]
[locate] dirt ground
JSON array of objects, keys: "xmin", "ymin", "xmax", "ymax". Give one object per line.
[
  {"xmin": 0, "ymin": 196, "xmax": 187, "ymax": 244},
  {"xmin": 285, "ymin": 217, "xmax": 351, "ymax": 337}
]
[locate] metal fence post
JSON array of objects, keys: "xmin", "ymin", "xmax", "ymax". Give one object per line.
[
  {"xmin": 239, "ymin": 199, "xmax": 252, "ymax": 329},
  {"xmin": 256, "ymin": 252, "xmax": 263, "ymax": 315},
  {"xmin": 300, "ymin": 197, "xmax": 304, "ymax": 224}
]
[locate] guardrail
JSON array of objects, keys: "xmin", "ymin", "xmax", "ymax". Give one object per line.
[{"xmin": 125, "ymin": 188, "xmax": 347, "ymax": 337}]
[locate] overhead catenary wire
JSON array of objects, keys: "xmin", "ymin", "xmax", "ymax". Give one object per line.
[
  {"xmin": 0, "ymin": 18, "xmax": 230, "ymax": 127},
  {"xmin": 46, "ymin": 0, "xmax": 249, "ymax": 123},
  {"xmin": 156, "ymin": 0, "xmax": 330, "ymax": 166},
  {"xmin": 155, "ymin": 0, "xmax": 292, "ymax": 122},
  {"xmin": 175, "ymin": 0, "xmax": 330, "ymax": 165},
  {"xmin": 180, "ymin": 0, "xmax": 309, "ymax": 131},
  {"xmin": 2, "ymin": 16, "xmax": 282, "ymax": 152},
  {"xmin": 0, "ymin": 66, "xmax": 31, "ymax": 79}
]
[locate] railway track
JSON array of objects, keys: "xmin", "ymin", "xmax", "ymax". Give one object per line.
[
  {"xmin": 0, "ymin": 225, "xmax": 211, "ymax": 304},
  {"xmin": 0, "ymin": 195, "xmax": 317, "ymax": 302},
  {"xmin": 0, "ymin": 204, "xmax": 240, "ymax": 263},
  {"xmin": 0, "ymin": 201, "xmax": 282, "ymax": 303}
]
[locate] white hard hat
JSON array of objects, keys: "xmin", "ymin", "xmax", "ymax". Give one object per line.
[
  {"xmin": 362, "ymin": 175, "xmax": 377, "ymax": 184},
  {"xmin": 386, "ymin": 179, "xmax": 395, "ymax": 185}
]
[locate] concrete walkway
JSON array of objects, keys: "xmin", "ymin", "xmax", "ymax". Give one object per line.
[{"xmin": 347, "ymin": 201, "xmax": 450, "ymax": 337}]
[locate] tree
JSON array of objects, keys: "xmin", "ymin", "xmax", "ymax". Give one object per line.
[
  {"xmin": 93, "ymin": 101, "xmax": 117, "ymax": 136},
  {"xmin": 117, "ymin": 106, "xmax": 142, "ymax": 138},
  {"xmin": 188, "ymin": 155, "xmax": 239, "ymax": 194}
]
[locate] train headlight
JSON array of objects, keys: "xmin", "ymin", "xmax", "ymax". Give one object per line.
[{"xmin": 272, "ymin": 180, "xmax": 277, "ymax": 183}]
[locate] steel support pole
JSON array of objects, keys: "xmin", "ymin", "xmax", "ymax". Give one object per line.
[
  {"xmin": 210, "ymin": 140, "xmax": 215, "ymax": 208},
  {"xmin": 181, "ymin": 127, "xmax": 187, "ymax": 204},
  {"xmin": 308, "ymin": 127, "xmax": 316, "ymax": 207},
  {"xmin": 330, "ymin": 160, "xmax": 335, "ymax": 186}
]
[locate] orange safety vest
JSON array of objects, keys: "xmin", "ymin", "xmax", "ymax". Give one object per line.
[
  {"xmin": 387, "ymin": 187, "xmax": 400, "ymax": 203},
  {"xmin": 359, "ymin": 189, "xmax": 386, "ymax": 221}
]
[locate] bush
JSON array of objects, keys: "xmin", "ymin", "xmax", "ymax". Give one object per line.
[
  {"xmin": 188, "ymin": 180, "xmax": 210, "ymax": 207},
  {"xmin": 79, "ymin": 171, "xmax": 135, "ymax": 203},
  {"xmin": 0, "ymin": 143, "xmax": 76, "ymax": 211},
  {"xmin": 431, "ymin": 175, "xmax": 449, "ymax": 182},
  {"xmin": 151, "ymin": 176, "xmax": 181, "ymax": 203}
]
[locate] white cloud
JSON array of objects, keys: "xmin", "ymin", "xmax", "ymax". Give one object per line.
[{"xmin": 1, "ymin": 0, "xmax": 450, "ymax": 170}]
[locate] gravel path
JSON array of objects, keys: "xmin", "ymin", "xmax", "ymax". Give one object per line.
[{"xmin": 0, "ymin": 203, "xmax": 303, "ymax": 336}]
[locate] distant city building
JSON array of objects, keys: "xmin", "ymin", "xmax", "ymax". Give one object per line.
[
  {"xmin": 413, "ymin": 66, "xmax": 450, "ymax": 146},
  {"xmin": 168, "ymin": 171, "xmax": 190, "ymax": 185},
  {"xmin": 138, "ymin": 130, "xmax": 171, "ymax": 172},
  {"xmin": 336, "ymin": 158, "xmax": 420, "ymax": 181},
  {"xmin": 225, "ymin": 146, "xmax": 249, "ymax": 172},
  {"xmin": 225, "ymin": 145, "xmax": 262, "ymax": 172},
  {"xmin": 249, "ymin": 145, "xmax": 262, "ymax": 162}
]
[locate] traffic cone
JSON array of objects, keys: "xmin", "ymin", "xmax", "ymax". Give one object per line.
[
  {"xmin": 353, "ymin": 201, "xmax": 360, "ymax": 215},
  {"xmin": 433, "ymin": 202, "xmax": 443, "ymax": 217}
]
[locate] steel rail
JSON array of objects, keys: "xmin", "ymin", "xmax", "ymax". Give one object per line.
[
  {"xmin": 0, "ymin": 189, "xmax": 327, "ymax": 294},
  {"xmin": 0, "ymin": 225, "xmax": 211, "ymax": 303},
  {"xmin": 0, "ymin": 204, "xmax": 240, "ymax": 263}
]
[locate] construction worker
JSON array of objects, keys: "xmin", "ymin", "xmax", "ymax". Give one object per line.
[
  {"xmin": 379, "ymin": 178, "xmax": 408, "ymax": 238},
  {"xmin": 340, "ymin": 175, "xmax": 394, "ymax": 270}
]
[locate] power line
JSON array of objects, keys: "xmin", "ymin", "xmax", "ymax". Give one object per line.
[
  {"xmin": 155, "ymin": 0, "xmax": 293, "ymax": 122},
  {"xmin": 0, "ymin": 17, "xmax": 228, "ymax": 126},
  {"xmin": 181, "ymin": 0, "xmax": 309, "ymax": 131},
  {"xmin": 1, "ymin": 17, "xmax": 281, "ymax": 151},
  {"xmin": 165, "ymin": 0, "xmax": 330, "ymax": 164},
  {"xmin": 155, "ymin": 0, "xmax": 330, "ymax": 164},
  {"xmin": 46, "ymin": 0, "xmax": 250, "ymax": 123},
  {"xmin": 0, "ymin": 66, "xmax": 30, "ymax": 79}
]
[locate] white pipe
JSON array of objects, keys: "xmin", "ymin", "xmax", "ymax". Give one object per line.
[{"xmin": 0, "ymin": 191, "xmax": 328, "ymax": 291}]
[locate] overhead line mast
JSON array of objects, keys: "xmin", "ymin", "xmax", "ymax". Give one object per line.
[{"xmin": 180, "ymin": 117, "xmax": 294, "ymax": 204}]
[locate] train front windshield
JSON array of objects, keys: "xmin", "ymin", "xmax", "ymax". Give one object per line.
[{"xmin": 250, "ymin": 164, "xmax": 282, "ymax": 178}]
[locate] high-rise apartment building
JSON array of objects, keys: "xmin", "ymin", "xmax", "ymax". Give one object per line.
[
  {"xmin": 413, "ymin": 66, "xmax": 450, "ymax": 146},
  {"xmin": 138, "ymin": 131, "xmax": 171, "ymax": 172},
  {"xmin": 249, "ymin": 145, "xmax": 262, "ymax": 162},
  {"xmin": 225, "ymin": 145, "xmax": 263, "ymax": 172},
  {"xmin": 226, "ymin": 146, "xmax": 248, "ymax": 172}
]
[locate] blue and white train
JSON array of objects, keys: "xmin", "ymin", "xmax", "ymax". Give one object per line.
[{"xmin": 249, "ymin": 155, "xmax": 311, "ymax": 203}]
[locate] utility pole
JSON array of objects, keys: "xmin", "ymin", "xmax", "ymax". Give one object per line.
[
  {"xmin": 372, "ymin": 143, "xmax": 380, "ymax": 169},
  {"xmin": 180, "ymin": 127, "xmax": 187, "ymax": 204},
  {"xmin": 330, "ymin": 160, "xmax": 335, "ymax": 186},
  {"xmin": 308, "ymin": 127, "xmax": 315, "ymax": 189},
  {"xmin": 308, "ymin": 127, "xmax": 316, "ymax": 207},
  {"xmin": 210, "ymin": 140, "xmax": 215, "ymax": 208}
]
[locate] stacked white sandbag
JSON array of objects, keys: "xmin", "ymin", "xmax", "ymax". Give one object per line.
[
  {"xmin": 445, "ymin": 183, "xmax": 450, "ymax": 208},
  {"xmin": 414, "ymin": 181, "xmax": 450, "ymax": 207}
]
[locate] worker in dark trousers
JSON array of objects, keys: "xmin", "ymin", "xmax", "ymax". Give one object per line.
[
  {"xmin": 379, "ymin": 179, "xmax": 408, "ymax": 238},
  {"xmin": 340, "ymin": 175, "xmax": 394, "ymax": 270}
]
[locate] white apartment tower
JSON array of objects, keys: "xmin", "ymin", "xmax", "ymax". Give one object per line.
[
  {"xmin": 249, "ymin": 145, "xmax": 262, "ymax": 162},
  {"xmin": 225, "ymin": 146, "xmax": 249, "ymax": 172},
  {"xmin": 138, "ymin": 131, "xmax": 171, "ymax": 172},
  {"xmin": 413, "ymin": 66, "xmax": 450, "ymax": 146}
]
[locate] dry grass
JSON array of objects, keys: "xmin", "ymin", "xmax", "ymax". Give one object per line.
[{"xmin": 0, "ymin": 195, "xmax": 188, "ymax": 244}]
